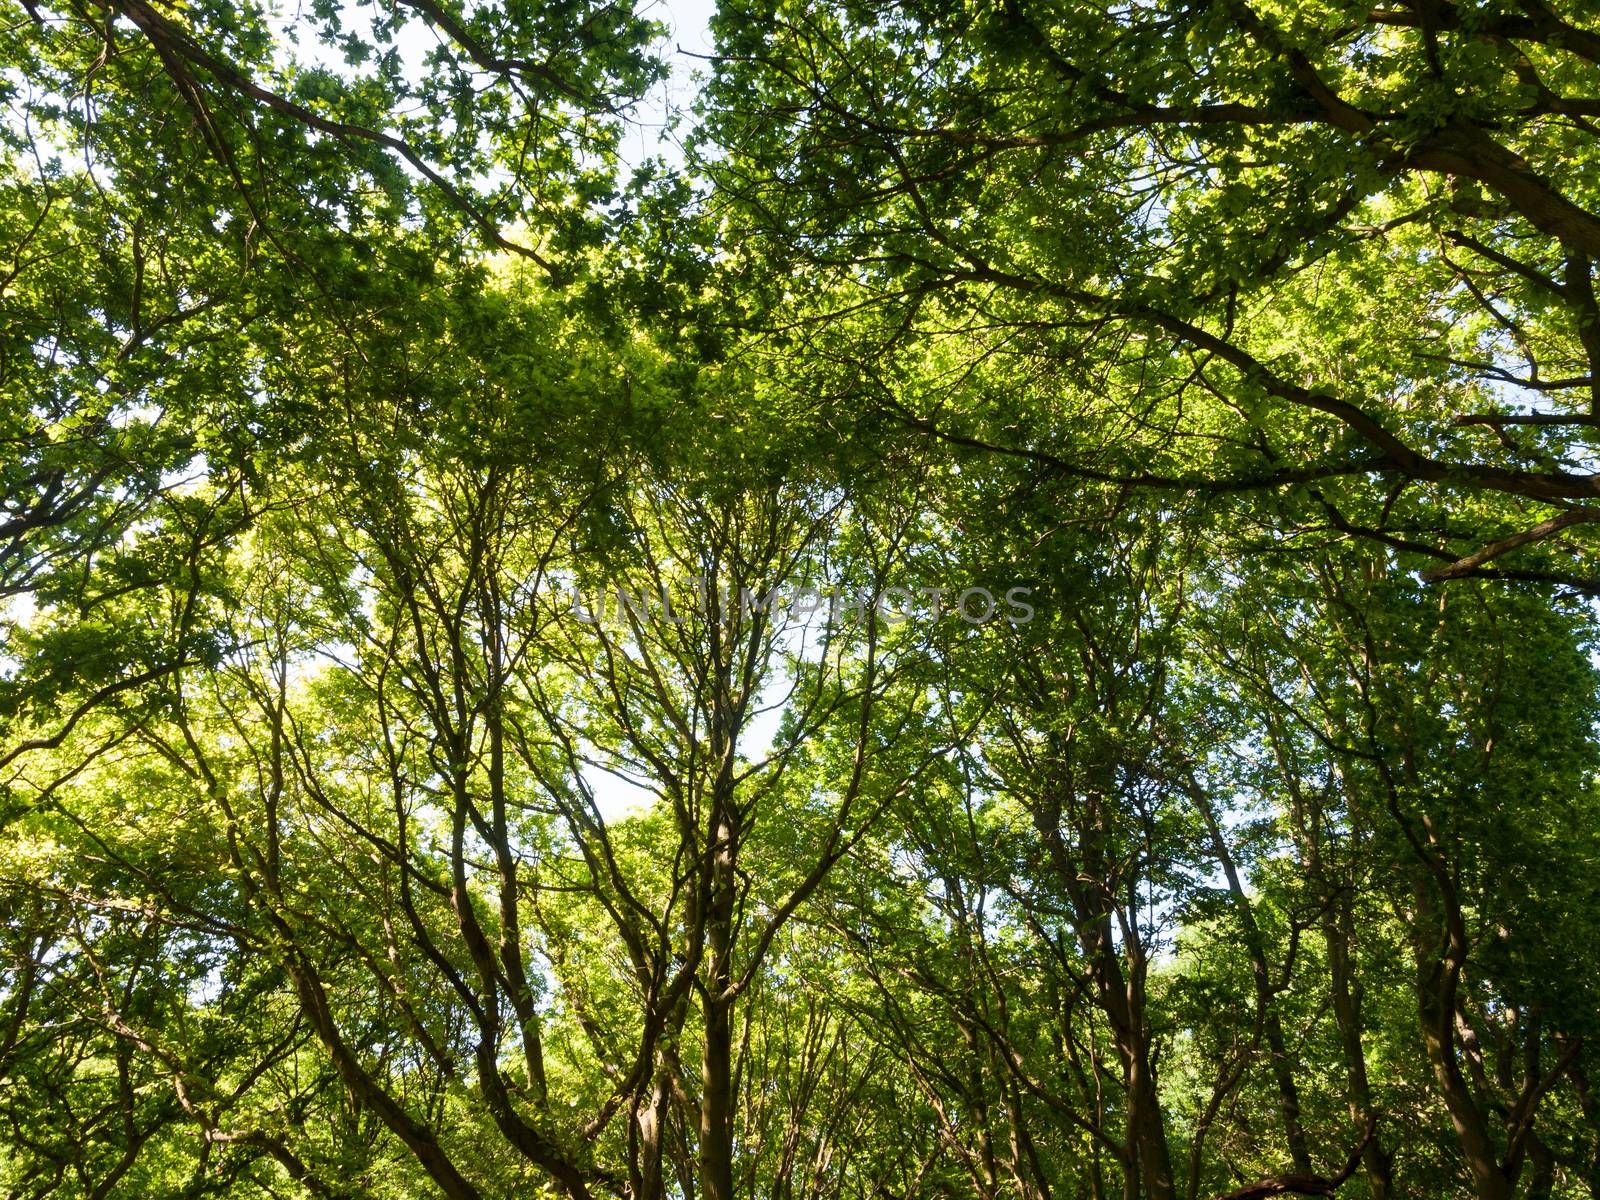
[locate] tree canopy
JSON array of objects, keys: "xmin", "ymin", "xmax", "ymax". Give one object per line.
[{"xmin": 2, "ymin": 1, "xmax": 1600, "ymax": 1198}]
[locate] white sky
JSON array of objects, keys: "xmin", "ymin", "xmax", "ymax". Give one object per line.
[
  {"xmin": 266, "ymin": 0, "xmax": 718, "ymax": 177},
  {"xmin": 620, "ymin": 0, "xmax": 720, "ymax": 173}
]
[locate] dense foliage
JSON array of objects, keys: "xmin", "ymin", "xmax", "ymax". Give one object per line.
[{"xmin": 2, "ymin": 0, "xmax": 1599, "ymax": 1197}]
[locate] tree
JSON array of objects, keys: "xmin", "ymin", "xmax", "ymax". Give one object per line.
[
  {"xmin": 702, "ymin": 0, "xmax": 1600, "ymax": 587},
  {"xmin": 7, "ymin": 0, "xmax": 1600, "ymax": 1196}
]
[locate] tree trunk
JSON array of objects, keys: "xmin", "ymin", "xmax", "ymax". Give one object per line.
[
  {"xmin": 700, "ymin": 813, "xmax": 738, "ymax": 1200},
  {"xmin": 1414, "ymin": 883, "xmax": 1512, "ymax": 1200}
]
